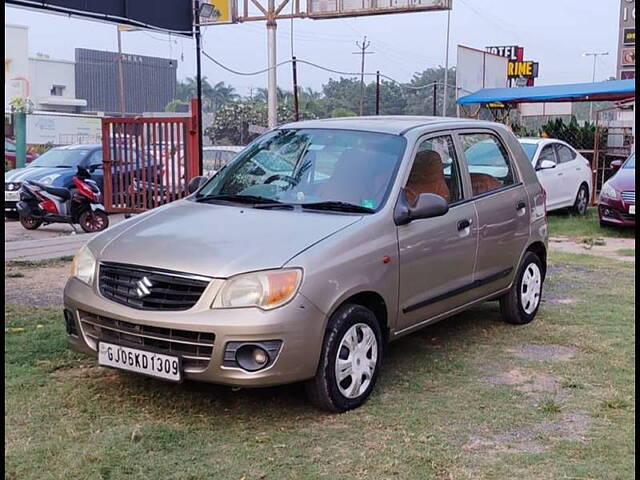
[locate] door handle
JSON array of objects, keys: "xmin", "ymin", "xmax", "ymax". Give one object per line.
[
  {"xmin": 516, "ymin": 201, "xmax": 526, "ymax": 211},
  {"xmin": 557, "ymin": 172, "xmax": 564, "ymax": 176},
  {"xmin": 457, "ymin": 218, "xmax": 472, "ymax": 231}
]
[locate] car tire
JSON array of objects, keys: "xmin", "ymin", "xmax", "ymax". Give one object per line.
[
  {"xmin": 500, "ymin": 251, "xmax": 544, "ymax": 325},
  {"xmin": 305, "ymin": 303, "xmax": 383, "ymax": 413},
  {"xmin": 571, "ymin": 184, "xmax": 589, "ymax": 215},
  {"xmin": 19, "ymin": 214, "xmax": 43, "ymax": 230}
]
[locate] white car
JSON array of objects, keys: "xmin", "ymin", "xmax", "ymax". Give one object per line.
[{"xmin": 519, "ymin": 138, "xmax": 593, "ymax": 214}]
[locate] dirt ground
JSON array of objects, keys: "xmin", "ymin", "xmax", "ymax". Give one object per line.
[
  {"xmin": 4, "ymin": 261, "xmax": 71, "ymax": 307},
  {"xmin": 549, "ymin": 236, "xmax": 635, "ymax": 262}
]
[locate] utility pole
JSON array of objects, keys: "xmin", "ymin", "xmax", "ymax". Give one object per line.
[
  {"xmin": 375, "ymin": 71, "xmax": 380, "ymax": 115},
  {"xmin": 442, "ymin": 6, "xmax": 452, "ymax": 117},
  {"xmin": 583, "ymin": 51, "xmax": 609, "ymax": 122},
  {"xmin": 194, "ymin": 0, "xmax": 204, "ymax": 175},
  {"xmin": 116, "ymin": 26, "xmax": 126, "ymax": 116},
  {"xmin": 353, "ymin": 36, "xmax": 374, "ymax": 116},
  {"xmin": 292, "ymin": 56, "xmax": 300, "ymax": 121},
  {"xmin": 267, "ymin": 0, "xmax": 278, "ymax": 128}
]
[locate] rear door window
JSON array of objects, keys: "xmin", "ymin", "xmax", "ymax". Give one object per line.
[
  {"xmin": 555, "ymin": 144, "xmax": 577, "ymax": 164},
  {"xmin": 460, "ymin": 133, "xmax": 516, "ymax": 196}
]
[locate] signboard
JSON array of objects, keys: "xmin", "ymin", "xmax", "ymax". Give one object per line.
[
  {"xmin": 6, "ymin": 0, "xmax": 193, "ymax": 36},
  {"xmin": 200, "ymin": 0, "xmax": 236, "ymax": 25},
  {"xmin": 456, "ymin": 45, "xmax": 508, "ymax": 100},
  {"xmin": 519, "ymin": 102, "xmax": 573, "ymax": 117},
  {"xmin": 24, "ymin": 112, "xmax": 102, "ymax": 145},
  {"xmin": 486, "ymin": 45, "xmax": 539, "ymax": 87},
  {"xmin": 617, "ymin": 0, "xmax": 635, "ymax": 79},
  {"xmin": 307, "ymin": 0, "xmax": 451, "ymax": 19}
]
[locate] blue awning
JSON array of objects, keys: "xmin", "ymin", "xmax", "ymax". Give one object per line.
[{"xmin": 457, "ymin": 79, "xmax": 636, "ymax": 105}]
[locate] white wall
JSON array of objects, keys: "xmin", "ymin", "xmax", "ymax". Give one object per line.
[
  {"xmin": 29, "ymin": 56, "xmax": 81, "ymax": 110},
  {"xmin": 5, "ymin": 24, "xmax": 30, "ymax": 109}
]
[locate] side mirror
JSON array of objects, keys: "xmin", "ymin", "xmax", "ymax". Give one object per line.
[
  {"xmin": 610, "ymin": 160, "xmax": 623, "ymax": 169},
  {"xmin": 536, "ymin": 159, "xmax": 557, "ymax": 171},
  {"xmin": 395, "ymin": 191, "xmax": 449, "ymax": 225},
  {"xmin": 187, "ymin": 175, "xmax": 207, "ymax": 194}
]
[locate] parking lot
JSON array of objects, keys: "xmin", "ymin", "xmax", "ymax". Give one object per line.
[{"xmin": 4, "ymin": 209, "xmax": 635, "ymax": 479}]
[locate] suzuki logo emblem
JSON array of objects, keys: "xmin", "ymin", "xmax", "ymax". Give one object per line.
[{"xmin": 136, "ymin": 277, "xmax": 153, "ymax": 298}]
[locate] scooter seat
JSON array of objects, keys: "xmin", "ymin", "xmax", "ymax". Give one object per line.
[{"xmin": 28, "ymin": 181, "xmax": 71, "ymax": 201}]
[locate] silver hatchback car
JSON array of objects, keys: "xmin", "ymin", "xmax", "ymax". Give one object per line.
[{"xmin": 64, "ymin": 116, "xmax": 548, "ymax": 412}]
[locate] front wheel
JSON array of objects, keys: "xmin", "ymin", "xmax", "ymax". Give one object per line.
[
  {"xmin": 500, "ymin": 251, "xmax": 544, "ymax": 325},
  {"xmin": 78, "ymin": 209, "xmax": 109, "ymax": 233},
  {"xmin": 571, "ymin": 184, "xmax": 589, "ymax": 215},
  {"xmin": 305, "ymin": 304, "xmax": 383, "ymax": 412},
  {"xmin": 19, "ymin": 214, "xmax": 43, "ymax": 230}
]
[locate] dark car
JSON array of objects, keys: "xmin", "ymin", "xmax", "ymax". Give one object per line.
[
  {"xmin": 5, "ymin": 143, "xmax": 160, "ymax": 214},
  {"xmin": 5, "ymin": 138, "xmax": 38, "ymax": 169},
  {"xmin": 598, "ymin": 152, "xmax": 635, "ymax": 227}
]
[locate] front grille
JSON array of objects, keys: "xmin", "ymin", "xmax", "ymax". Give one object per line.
[
  {"xmin": 621, "ymin": 191, "xmax": 635, "ymax": 204},
  {"xmin": 99, "ymin": 262, "xmax": 210, "ymax": 311},
  {"xmin": 78, "ymin": 310, "xmax": 214, "ymax": 371}
]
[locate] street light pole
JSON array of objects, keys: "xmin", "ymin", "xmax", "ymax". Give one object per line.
[
  {"xmin": 267, "ymin": 0, "xmax": 278, "ymax": 129},
  {"xmin": 116, "ymin": 26, "xmax": 126, "ymax": 116},
  {"xmin": 442, "ymin": 6, "xmax": 451, "ymax": 117},
  {"xmin": 194, "ymin": 0, "xmax": 204, "ymax": 175},
  {"xmin": 583, "ymin": 51, "xmax": 609, "ymax": 122}
]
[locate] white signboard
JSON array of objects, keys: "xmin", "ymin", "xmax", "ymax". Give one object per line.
[
  {"xmin": 456, "ymin": 45, "xmax": 508, "ymax": 100},
  {"xmin": 307, "ymin": 0, "xmax": 451, "ymax": 19},
  {"xmin": 519, "ymin": 103, "xmax": 573, "ymax": 117},
  {"xmin": 25, "ymin": 112, "xmax": 102, "ymax": 145}
]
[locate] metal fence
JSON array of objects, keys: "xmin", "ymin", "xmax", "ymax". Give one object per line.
[{"xmin": 101, "ymin": 104, "xmax": 200, "ymax": 213}]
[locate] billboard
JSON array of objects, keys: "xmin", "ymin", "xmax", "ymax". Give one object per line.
[
  {"xmin": 199, "ymin": 0, "xmax": 236, "ymax": 24},
  {"xmin": 307, "ymin": 0, "xmax": 451, "ymax": 19},
  {"xmin": 617, "ymin": 0, "xmax": 635, "ymax": 79},
  {"xmin": 6, "ymin": 0, "xmax": 194, "ymax": 36},
  {"xmin": 24, "ymin": 112, "xmax": 102, "ymax": 145},
  {"xmin": 486, "ymin": 45, "xmax": 539, "ymax": 86},
  {"xmin": 456, "ymin": 45, "xmax": 508, "ymax": 100}
]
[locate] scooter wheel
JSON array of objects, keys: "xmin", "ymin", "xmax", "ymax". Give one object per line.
[
  {"xmin": 19, "ymin": 214, "xmax": 43, "ymax": 230},
  {"xmin": 79, "ymin": 210, "xmax": 109, "ymax": 233}
]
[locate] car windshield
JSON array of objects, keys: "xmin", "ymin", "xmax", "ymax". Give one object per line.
[
  {"xmin": 623, "ymin": 153, "xmax": 635, "ymax": 169},
  {"xmin": 28, "ymin": 148, "xmax": 91, "ymax": 168},
  {"xmin": 520, "ymin": 142, "xmax": 539, "ymax": 161},
  {"xmin": 196, "ymin": 129, "xmax": 406, "ymax": 212}
]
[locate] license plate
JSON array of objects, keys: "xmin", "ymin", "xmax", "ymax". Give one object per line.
[
  {"xmin": 4, "ymin": 191, "xmax": 19, "ymax": 202},
  {"xmin": 630, "ymin": 205, "xmax": 635, "ymax": 215},
  {"xmin": 98, "ymin": 342, "xmax": 181, "ymax": 381}
]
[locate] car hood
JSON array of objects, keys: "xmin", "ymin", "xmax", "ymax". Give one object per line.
[
  {"xmin": 93, "ymin": 200, "xmax": 363, "ymax": 278},
  {"xmin": 5, "ymin": 167, "xmax": 71, "ymax": 184},
  {"xmin": 610, "ymin": 168, "xmax": 635, "ymax": 191}
]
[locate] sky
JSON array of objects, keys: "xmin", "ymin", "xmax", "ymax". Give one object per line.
[{"xmin": 5, "ymin": 1, "xmax": 621, "ymax": 97}]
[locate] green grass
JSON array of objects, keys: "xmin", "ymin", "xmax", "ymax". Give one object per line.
[
  {"xmin": 5, "ymin": 256, "xmax": 73, "ymax": 269},
  {"xmin": 5, "ymin": 252, "xmax": 635, "ymax": 479},
  {"xmin": 547, "ymin": 208, "xmax": 635, "ymax": 239},
  {"xmin": 616, "ymin": 248, "xmax": 635, "ymax": 257}
]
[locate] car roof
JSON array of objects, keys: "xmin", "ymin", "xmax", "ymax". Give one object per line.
[
  {"xmin": 53, "ymin": 143, "xmax": 101, "ymax": 150},
  {"xmin": 278, "ymin": 116, "xmax": 508, "ymax": 136}
]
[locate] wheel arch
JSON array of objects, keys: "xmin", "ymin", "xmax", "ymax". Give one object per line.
[
  {"xmin": 327, "ymin": 291, "xmax": 390, "ymax": 344},
  {"xmin": 525, "ymin": 241, "xmax": 547, "ymax": 279}
]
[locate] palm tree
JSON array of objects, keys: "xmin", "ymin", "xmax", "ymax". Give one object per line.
[{"xmin": 210, "ymin": 82, "xmax": 239, "ymax": 109}]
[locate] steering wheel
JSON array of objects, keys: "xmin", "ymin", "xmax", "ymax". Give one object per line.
[{"xmin": 264, "ymin": 174, "xmax": 297, "ymax": 187}]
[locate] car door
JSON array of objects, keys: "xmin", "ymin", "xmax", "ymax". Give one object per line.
[
  {"xmin": 396, "ymin": 133, "xmax": 478, "ymax": 332},
  {"xmin": 458, "ymin": 129, "xmax": 531, "ymax": 299},
  {"xmin": 534, "ymin": 143, "xmax": 563, "ymax": 210},
  {"xmin": 554, "ymin": 143, "xmax": 581, "ymax": 207}
]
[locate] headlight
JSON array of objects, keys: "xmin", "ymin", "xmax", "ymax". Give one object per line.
[
  {"xmin": 212, "ymin": 268, "xmax": 303, "ymax": 310},
  {"xmin": 600, "ymin": 182, "xmax": 618, "ymax": 200},
  {"xmin": 70, "ymin": 245, "xmax": 96, "ymax": 285},
  {"xmin": 39, "ymin": 174, "xmax": 60, "ymax": 185}
]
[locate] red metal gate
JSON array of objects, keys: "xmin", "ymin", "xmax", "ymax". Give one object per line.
[{"xmin": 101, "ymin": 100, "xmax": 200, "ymax": 214}]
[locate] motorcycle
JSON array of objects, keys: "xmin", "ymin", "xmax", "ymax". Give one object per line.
[{"xmin": 17, "ymin": 166, "xmax": 109, "ymax": 233}]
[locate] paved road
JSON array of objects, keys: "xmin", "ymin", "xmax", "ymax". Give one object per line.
[{"xmin": 4, "ymin": 214, "xmax": 128, "ymax": 261}]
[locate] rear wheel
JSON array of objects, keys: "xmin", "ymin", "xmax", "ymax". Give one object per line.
[
  {"xmin": 306, "ymin": 304, "xmax": 383, "ymax": 412},
  {"xmin": 78, "ymin": 209, "xmax": 109, "ymax": 233},
  {"xmin": 19, "ymin": 214, "xmax": 43, "ymax": 230},
  {"xmin": 571, "ymin": 184, "xmax": 589, "ymax": 215},
  {"xmin": 500, "ymin": 251, "xmax": 544, "ymax": 325}
]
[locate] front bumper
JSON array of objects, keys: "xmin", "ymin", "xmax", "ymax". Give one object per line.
[
  {"xmin": 598, "ymin": 197, "xmax": 635, "ymax": 227},
  {"xmin": 63, "ymin": 276, "xmax": 327, "ymax": 387}
]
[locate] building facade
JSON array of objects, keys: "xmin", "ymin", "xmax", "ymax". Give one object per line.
[{"xmin": 75, "ymin": 48, "xmax": 177, "ymax": 115}]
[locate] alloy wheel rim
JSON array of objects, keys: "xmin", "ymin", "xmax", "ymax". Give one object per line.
[
  {"xmin": 85, "ymin": 212, "xmax": 105, "ymax": 231},
  {"xmin": 577, "ymin": 188, "xmax": 588, "ymax": 213},
  {"xmin": 521, "ymin": 263, "xmax": 542, "ymax": 314},
  {"xmin": 335, "ymin": 323, "xmax": 378, "ymax": 399}
]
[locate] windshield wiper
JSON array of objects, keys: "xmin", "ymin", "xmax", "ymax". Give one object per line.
[
  {"xmin": 195, "ymin": 194, "xmax": 282, "ymax": 205},
  {"xmin": 301, "ymin": 201, "xmax": 375, "ymax": 214}
]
